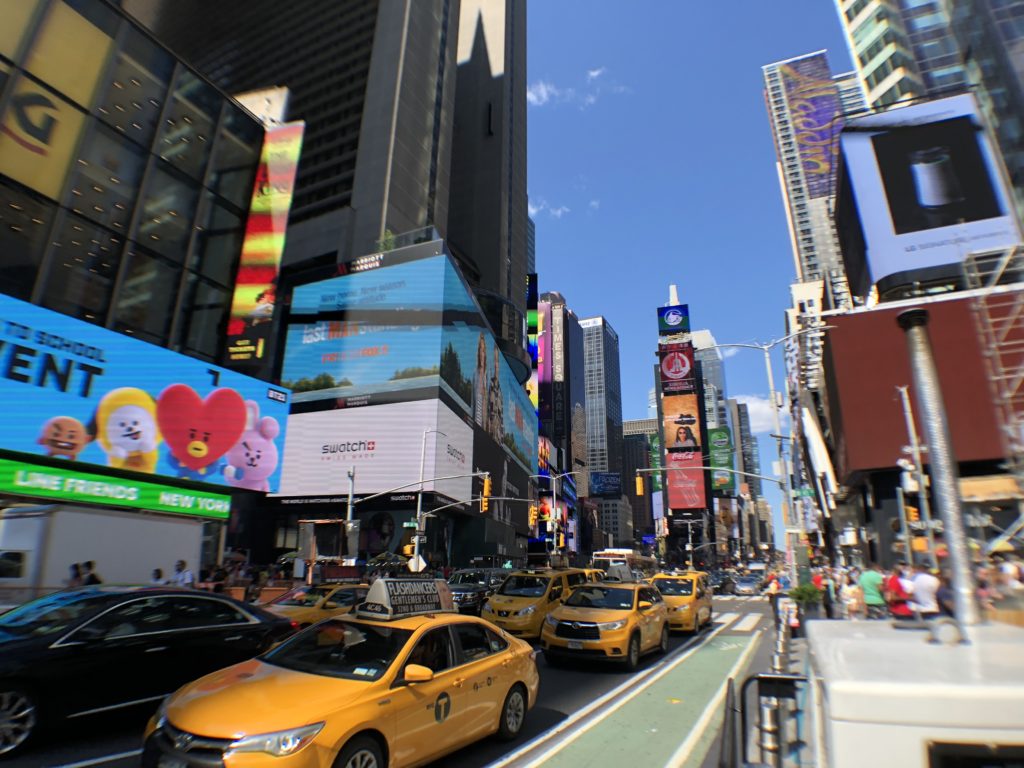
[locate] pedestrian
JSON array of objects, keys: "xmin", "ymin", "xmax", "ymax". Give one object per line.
[
  {"xmin": 82, "ymin": 560, "xmax": 102, "ymax": 585},
  {"xmin": 859, "ymin": 562, "xmax": 887, "ymax": 620},
  {"xmin": 66, "ymin": 563, "xmax": 83, "ymax": 588},
  {"xmin": 936, "ymin": 571, "xmax": 956, "ymax": 617},
  {"xmin": 884, "ymin": 563, "xmax": 913, "ymax": 620},
  {"xmin": 839, "ymin": 573, "xmax": 865, "ymax": 620},
  {"xmin": 767, "ymin": 577, "xmax": 782, "ymax": 628},
  {"xmin": 821, "ymin": 570, "xmax": 837, "ymax": 619},
  {"xmin": 909, "ymin": 562, "xmax": 941, "ymax": 619},
  {"xmin": 172, "ymin": 560, "xmax": 195, "ymax": 588},
  {"xmin": 151, "ymin": 568, "xmax": 166, "ymax": 585}
]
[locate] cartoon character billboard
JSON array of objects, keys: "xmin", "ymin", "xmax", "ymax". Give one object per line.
[{"xmin": 0, "ymin": 294, "xmax": 290, "ymax": 491}]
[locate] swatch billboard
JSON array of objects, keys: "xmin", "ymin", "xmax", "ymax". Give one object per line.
[
  {"xmin": 0, "ymin": 294, "xmax": 290, "ymax": 491},
  {"xmin": 840, "ymin": 93, "xmax": 1021, "ymax": 289}
]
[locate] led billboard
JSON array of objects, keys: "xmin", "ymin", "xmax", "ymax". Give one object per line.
[
  {"xmin": 659, "ymin": 342, "xmax": 695, "ymax": 393},
  {"xmin": 707, "ymin": 426, "xmax": 735, "ymax": 492},
  {"xmin": 666, "ymin": 450, "xmax": 706, "ymax": 510},
  {"xmin": 840, "ymin": 93, "xmax": 1021, "ymax": 288},
  {"xmin": 657, "ymin": 304, "xmax": 690, "ymax": 335},
  {"xmin": 589, "ymin": 471, "xmax": 622, "ymax": 499},
  {"xmin": 663, "ymin": 394, "xmax": 702, "ymax": 450},
  {"xmin": 0, "ymin": 294, "xmax": 290, "ymax": 491}
]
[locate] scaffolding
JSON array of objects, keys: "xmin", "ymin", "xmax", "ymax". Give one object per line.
[{"xmin": 963, "ymin": 246, "xmax": 1024, "ymax": 552}]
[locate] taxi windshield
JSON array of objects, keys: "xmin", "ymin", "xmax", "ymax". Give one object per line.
[
  {"xmin": 498, "ymin": 575, "xmax": 549, "ymax": 597},
  {"xmin": 270, "ymin": 585, "xmax": 335, "ymax": 606},
  {"xmin": 564, "ymin": 586, "xmax": 635, "ymax": 610},
  {"xmin": 262, "ymin": 619, "xmax": 412, "ymax": 682},
  {"xmin": 449, "ymin": 571, "xmax": 486, "ymax": 585},
  {"xmin": 654, "ymin": 579, "xmax": 695, "ymax": 596}
]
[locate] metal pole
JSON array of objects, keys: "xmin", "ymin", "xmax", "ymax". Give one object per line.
[
  {"xmin": 346, "ymin": 467, "xmax": 356, "ymax": 522},
  {"xmin": 413, "ymin": 430, "xmax": 428, "ymax": 570},
  {"xmin": 764, "ymin": 345, "xmax": 799, "ymax": 586},
  {"xmin": 897, "ymin": 309, "xmax": 980, "ymax": 626},
  {"xmin": 897, "ymin": 386, "xmax": 938, "ymax": 569},
  {"xmin": 553, "ymin": 473, "xmax": 560, "ymax": 554},
  {"xmin": 896, "ymin": 487, "xmax": 915, "ymax": 567}
]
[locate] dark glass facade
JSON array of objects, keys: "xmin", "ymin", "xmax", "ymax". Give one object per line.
[{"xmin": 0, "ymin": 0, "xmax": 262, "ymax": 359}]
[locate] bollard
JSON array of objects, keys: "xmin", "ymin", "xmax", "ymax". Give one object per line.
[
  {"xmin": 758, "ymin": 696, "xmax": 783, "ymax": 768},
  {"xmin": 770, "ymin": 652, "xmax": 786, "ymax": 674}
]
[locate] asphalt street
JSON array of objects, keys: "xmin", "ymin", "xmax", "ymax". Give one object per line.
[{"xmin": 6, "ymin": 595, "xmax": 772, "ymax": 768}]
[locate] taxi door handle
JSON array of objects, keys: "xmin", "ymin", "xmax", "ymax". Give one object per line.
[
  {"xmin": 452, "ymin": 678, "xmax": 467, "ymax": 688},
  {"xmin": 144, "ymin": 646, "xmax": 168, "ymax": 653},
  {"xmin": 224, "ymin": 635, "xmax": 243, "ymax": 642}
]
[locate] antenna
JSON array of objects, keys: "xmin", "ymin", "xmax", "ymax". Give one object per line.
[{"xmin": 669, "ymin": 284, "xmax": 680, "ymax": 305}]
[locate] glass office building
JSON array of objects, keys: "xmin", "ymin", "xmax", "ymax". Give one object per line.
[{"xmin": 0, "ymin": 0, "xmax": 263, "ymax": 361}]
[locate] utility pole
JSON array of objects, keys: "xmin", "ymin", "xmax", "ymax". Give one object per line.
[{"xmin": 896, "ymin": 386, "xmax": 938, "ymax": 569}]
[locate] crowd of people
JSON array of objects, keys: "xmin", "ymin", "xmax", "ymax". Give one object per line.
[{"xmin": 796, "ymin": 555, "xmax": 1023, "ymax": 621}]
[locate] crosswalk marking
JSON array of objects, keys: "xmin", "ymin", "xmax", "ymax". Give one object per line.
[
  {"xmin": 714, "ymin": 612, "xmax": 740, "ymax": 631},
  {"xmin": 733, "ymin": 613, "xmax": 761, "ymax": 633},
  {"xmin": 715, "ymin": 595, "xmax": 765, "ymax": 602}
]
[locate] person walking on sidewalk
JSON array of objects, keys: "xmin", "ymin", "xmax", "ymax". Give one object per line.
[
  {"xmin": 885, "ymin": 563, "xmax": 914, "ymax": 620},
  {"xmin": 860, "ymin": 563, "xmax": 887, "ymax": 620},
  {"xmin": 909, "ymin": 563, "xmax": 941, "ymax": 620},
  {"xmin": 767, "ymin": 577, "xmax": 782, "ymax": 628},
  {"xmin": 839, "ymin": 573, "xmax": 865, "ymax": 620}
]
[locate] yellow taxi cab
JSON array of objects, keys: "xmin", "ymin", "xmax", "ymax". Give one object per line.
[
  {"xmin": 580, "ymin": 568, "xmax": 605, "ymax": 583},
  {"xmin": 540, "ymin": 582, "xmax": 669, "ymax": 671},
  {"xmin": 650, "ymin": 571, "xmax": 712, "ymax": 633},
  {"xmin": 143, "ymin": 578, "xmax": 539, "ymax": 768},
  {"xmin": 479, "ymin": 567, "xmax": 589, "ymax": 639},
  {"xmin": 264, "ymin": 583, "xmax": 370, "ymax": 628}
]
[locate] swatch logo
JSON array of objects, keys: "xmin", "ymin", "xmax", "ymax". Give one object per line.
[
  {"xmin": 446, "ymin": 444, "xmax": 466, "ymax": 464},
  {"xmin": 321, "ymin": 440, "xmax": 376, "ymax": 455}
]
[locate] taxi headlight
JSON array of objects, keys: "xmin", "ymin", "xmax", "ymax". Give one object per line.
[
  {"xmin": 544, "ymin": 613, "xmax": 559, "ymax": 627},
  {"xmin": 676, "ymin": 605, "xmax": 692, "ymax": 612},
  {"xmin": 229, "ymin": 722, "xmax": 325, "ymax": 756},
  {"xmin": 518, "ymin": 605, "xmax": 537, "ymax": 617},
  {"xmin": 596, "ymin": 619, "xmax": 627, "ymax": 631}
]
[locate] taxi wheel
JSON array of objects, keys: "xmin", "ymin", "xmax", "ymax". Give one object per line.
[
  {"xmin": 496, "ymin": 684, "xmax": 528, "ymax": 741},
  {"xmin": 623, "ymin": 633, "xmax": 641, "ymax": 672},
  {"xmin": 658, "ymin": 625, "xmax": 669, "ymax": 654},
  {"xmin": 334, "ymin": 735, "xmax": 384, "ymax": 768},
  {"xmin": 0, "ymin": 687, "xmax": 38, "ymax": 756}
]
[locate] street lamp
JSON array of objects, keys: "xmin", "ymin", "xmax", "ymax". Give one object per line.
[
  {"xmin": 705, "ymin": 325, "xmax": 834, "ymax": 584},
  {"xmin": 413, "ymin": 428, "xmax": 447, "ymax": 570}
]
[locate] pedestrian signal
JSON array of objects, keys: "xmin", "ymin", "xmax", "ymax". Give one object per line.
[
  {"xmin": 635, "ymin": 475, "xmax": 644, "ymax": 496},
  {"xmin": 906, "ymin": 505, "xmax": 920, "ymax": 523}
]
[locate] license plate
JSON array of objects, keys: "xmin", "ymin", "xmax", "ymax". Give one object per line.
[
  {"xmin": 158, "ymin": 757, "xmax": 188, "ymax": 768},
  {"xmin": 567, "ymin": 640, "xmax": 583, "ymax": 650}
]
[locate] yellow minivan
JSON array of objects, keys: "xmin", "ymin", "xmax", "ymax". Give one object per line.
[
  {"xmin": 650, "ymin": 571, "xmax": 712, "ymax": 632},
  {"xmin": 481, "ymin": 568, "xmax": 589, "ymax": 638}
]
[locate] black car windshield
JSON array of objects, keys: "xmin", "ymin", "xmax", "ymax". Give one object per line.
[
  {"xmin": 449, "ymin": 571, "xmax": 486, "ymax": 585},
  {"xmin": 262, "ymin": 619, "xmax": 411, "ymax": 681},
  {"xmin": 654, "ymin": 579, "xmax": 695, "ymax": 596},
  {"xmin": 270, "ymin": 585, "xmax": 335, "ymax": 607},
  {"xmin": 565, "ymin": 586, "xmax": 635, "ymax": 610},
  {"xmin": 0, "ymin": 589, "xmax": 102, "ymax": 639},
  {"xmin": 498, "ymin": 576, "xmax": 549, "ymax": 597}
]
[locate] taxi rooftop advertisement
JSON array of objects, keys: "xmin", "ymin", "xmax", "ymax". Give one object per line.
[{"xmin": 0, "ymin": 294, "xmax": 290, "ymax": 492}]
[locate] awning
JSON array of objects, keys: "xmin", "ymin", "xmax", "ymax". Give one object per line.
[{"xmin": 960, "ymin": 474, "xmax": 1023, "ymax": 502}]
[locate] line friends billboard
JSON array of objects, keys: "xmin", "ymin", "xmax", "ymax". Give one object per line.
[{"xmin": 0, "ymin": 295, "xmax": 290, "ymax": 491}]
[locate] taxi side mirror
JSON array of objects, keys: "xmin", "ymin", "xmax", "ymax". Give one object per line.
[
  {"xmin": 639, "ymin": 600, "xmax": 653, "ymax": 611},
  {"xmin": 323, "ymin": 602, "xmax": 339, "ymax": 610},
  {"xmin": 402, "ymin": 664, "xmax": 434, "ymax": 684}
]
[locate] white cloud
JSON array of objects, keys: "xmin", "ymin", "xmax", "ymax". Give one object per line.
[
  {"xmin": 586, "ymin": 66, "xmax": 607, "ymax": 82},
  {"xmin": 722, "ymin": 347, "xmax": 740, "ymax": 359},
  {"xmin": 526, "ymin": 80, "xmax": 561, "ymax": 106},
  {"xmin": 589, "ymin": 199, "xmax": 601, "ymax": 210},
  {"xmin": 734, "ymin": 394, "xmax": 790, "ymax": 435},
  {"xmin": 528, "ymin": 199, "xmax": 545, "ymax": 217},
  {"xmin": 581, "ymin": 93, "xmax": 598, "ymax": 108},
  {"xmin": 549, "ymin": 206, "xmax": 570, "ymax": 219}
]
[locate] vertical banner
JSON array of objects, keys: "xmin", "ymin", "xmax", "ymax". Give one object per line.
[
  {"xmin": 777, "ymin": 53, "xmax": 842, "ymax": 200},
  {"xmin": 537, "ymin": 301, "xmax": 552, "ymax": 422},
  {"xmin": 225, "ymin": 121, "xmax": 305, "ymax": 366},
  {"xmin": 649, "ymin": 433, "xmax": 663, "ymax": 491},
  {"xmin": 666, "ymin": 450, "xmax": 706, "ymax": 510},
  {"xmin": 552, "ymin": 308, "xmax": 565, "ymax": 439},
  {"xmin": 708, "ymin": 427, "xmax": 735, "ymax": 491},
  {"xmin": 526, "ymin": 274, "xmax": 539, "ymax": 414},
  {"xmin": 659, "ymin": 342, "xmax": 695, "ymax": 393}
]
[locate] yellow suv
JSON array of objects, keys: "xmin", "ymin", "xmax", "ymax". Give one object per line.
[
  {"xmin": 650, "ymin": 571, "xmax": 712, "ymax": 632},
  {"xmin": 480, "ymin": 568, "xmax": 588, "ymax": 639},
  {"xmin": 540, "ymin": 582, "xmax": 669, "ymax": 670}
]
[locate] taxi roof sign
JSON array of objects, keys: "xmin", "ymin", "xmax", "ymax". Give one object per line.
[{"xmin": 356, "ymin": 578, "xmax": 455, "ymax": 620}]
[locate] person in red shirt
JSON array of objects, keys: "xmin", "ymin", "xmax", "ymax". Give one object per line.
[
  {"xmin": 885, "ymin": 563, "xmax": 913, "ymax": 619},
  {"xmin": 811, "ymin": 570, "xmax": 824, "ymax": 590}
]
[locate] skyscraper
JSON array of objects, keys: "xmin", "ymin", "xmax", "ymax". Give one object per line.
[
  {"xmin": 834, "ymin": 0, "xmax": 966, "ymax": 108},
  {"xmin": 623, "ymin": 419, "xmax": 659, "ymax": 537},
  {"xmin": 762, "ymin": 51, "xmax": 866, "ymax": 305},
  {"xmin": 690, "ymin": 330, "xmax": 728, "ymax": 428},
  {"xmin": 581, "ymin": 316, "xmax": 629, "ymax": 544}
]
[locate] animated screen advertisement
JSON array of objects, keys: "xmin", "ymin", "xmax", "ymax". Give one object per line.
[
  {"xmin": 0, "ymin": 295, "xmax": 290, "ymax": 491},
  {"xmin": 590, "ymin": 471, "xmax": 622, "ymax": 499},
  {"xmin": 659, "ymin": 342, "xmax": 695, "ymax": 393},
  {"xmin": 663, "ymin": 394, "xmax": 702, "ymax": 450},
  {"xmin": 666, "ymin": 450, "xmax": 706, "ymax": 510},
  {"xmin": 707, "ymin": 427, "xmax": 735, "ymax": 492},
  {"xmin": 657, "ymin": 304, "xmax": 690, "ymax": 335}
]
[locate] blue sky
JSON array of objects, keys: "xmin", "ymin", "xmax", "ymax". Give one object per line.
[{"xmin": 526, "ymin": 2, "xmax": 853, "ymax": 539}]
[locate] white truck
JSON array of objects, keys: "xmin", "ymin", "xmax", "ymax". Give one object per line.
[{"xmin": 0, "ymin": 503, "xmax": 205, "ymax": 609}]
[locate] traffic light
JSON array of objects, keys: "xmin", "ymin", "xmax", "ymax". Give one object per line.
[
  {"xmin": 401, "ymin": 544, "xmax": 415, "ymax": 557},
  {"xmin": 906, "ymin": 505, "xmax": 920, "ymax": 523},
  {"xmin": 481, "ymin": 474, "xmax": 492, "ymax": 512},
  {"xmin": 635, "ymin": 474, "xmax": 644, "ymax": 496},
  {"xmin": 528, "ymin": 505, "xmax": 539, "ymax": 527}
]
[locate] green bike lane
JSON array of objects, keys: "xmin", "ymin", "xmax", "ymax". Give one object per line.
[{"xmin": 507, "ymin": 628, "xmax": 764, "ymax": 768}]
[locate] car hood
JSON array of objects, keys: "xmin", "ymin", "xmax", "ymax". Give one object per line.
[
  {"xmin": 166, "ymin": 658, "xmax": 375, "ymax": 738},
  {"xmin": 552, "ymin": 606, "xmax": 629, "ymax": 623},
  {"xmin": 487, "ymin": 595, "xmax": 542, "ymax": 610}
]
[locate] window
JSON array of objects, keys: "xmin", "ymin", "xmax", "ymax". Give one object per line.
[
  {"xmin": 164, "ymin": 597, "xmax": 249, "ymax": 629},
  {"xmin": 190, "ymin": 193, "xmax": 243, "ymax": 286},
  {"xmin": 41, "ymin": 213, "xmax": 122, "ymax": 324},
  {"xmin": 157, "ymin": 70, "xmax": 220, "ymax": 181},
  {"xmin": 113, "ymin": 247, "xmax": 180, "ymax": 343},
  {"xmin": 135, "ymin": 162, "xmax": 200, "ymax": 261},
  {"xmin": 80, "ymin": 597, "xmax": 176, "ymax": 639},
  {"xmin": 208, "ymin": 106, "xmax": 262, "ymax": 209},
  {"xmin": 95, "ymin": 25, "xmax": 174, "ymax": 147},
  {"xmin": 0, "ymin": 551, "xmax": 25, "ymax": 579},
  {"xmin": 453, "ymin": 624, "xmax": 493, "ymax": 664},
  {"xmin": 178, "ymin": 275, "xmax": 228, "ymax": 359},
  {"xmin": 65, "ymin": 122, "xmax": 146, "ymax": 232},
  {"xmin": 0, "ymin": 181, "xmax": 56, "ymax": 300},
  {"xmin": 405, "ymin": 627, "xmax": 454, "ymax": 673}
]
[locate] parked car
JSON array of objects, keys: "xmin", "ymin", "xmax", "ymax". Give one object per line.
[
  {"xmin": 734, "ymin": 576, "xmax": 763, "ymax": 596},
  {"xmin": 0, "ymin": 586, "xmax": 296, "ymax": 755},
  {"xmin": 709, "ymin": 571, "xmax": 736, "ymax": 595},
  {"xmin": 447, "ymin": 568, "xmax": 508, "ymax": 614}
]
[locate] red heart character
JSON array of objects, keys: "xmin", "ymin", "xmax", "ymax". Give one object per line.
[{"xmin": 156, "ymin": 385, "xmax": 247, "ymax": 471}]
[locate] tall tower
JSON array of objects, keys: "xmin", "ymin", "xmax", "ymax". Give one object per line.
[
  {"xmin": 763, "ymin": 51, "xmax": 866, "ymax": 306},
  {"xmin": 834, "ymin": 0, "xmax": 967, "ymax": 108}
]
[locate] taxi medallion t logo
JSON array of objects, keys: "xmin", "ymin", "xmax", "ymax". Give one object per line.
[{"xmin": 434, "ymin": 692, "xmax": 451, "ymax": 723}]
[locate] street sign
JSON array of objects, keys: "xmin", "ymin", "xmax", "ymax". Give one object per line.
[
  {"xmin": 407, "ymin": 554, "xmax": 428, "ymax": 573},
  {"xmin": 402, "ymin": 521, "xmax": 417, "ymax": 529},
  {"xmin": 411, "ymin": 534, "xmax": 426, "ymax": 543}
]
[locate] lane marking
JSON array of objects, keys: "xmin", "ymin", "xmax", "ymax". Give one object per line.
[
  {"xmin": 490, "ymin": 624, "xmax": 729, "ymax": 768},
  {"xmin": 52, "ymin": 750, "xmax": 143, "ymax": 768},
  {"xmin": 664, "ymin": 629, "xmax": 765, "ymax": 768},
  {"xmin": 733, "ymin": 614, "xmax": 762, "ymax": 633},
  {"xmin": 714, "ymin": 612, "xmax": 740, "ymax": 631}
]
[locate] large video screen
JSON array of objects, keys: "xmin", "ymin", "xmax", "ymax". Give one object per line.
[{"xmin": 0, "ymin": 294, "xmax": 290, "ymax": 491}]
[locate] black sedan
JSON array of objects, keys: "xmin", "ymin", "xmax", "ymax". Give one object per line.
[
  {"xmin": 447, "ymin": 568, "xmax": 508, "ymax": 614},
  {"xmin": 0, "ymin": 586, "xmax": 295, "ymax": 755}
]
